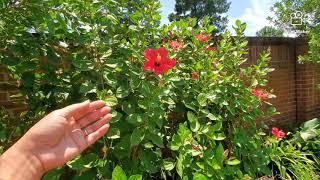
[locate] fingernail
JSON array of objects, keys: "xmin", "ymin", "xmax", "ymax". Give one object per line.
[
  {"xmin": 105, "ymin": 106, "xmax": 112, "ymax": 111},
  {"xmin": 84, "ymin": 100, "xmax": 90, "ymax": 103},
  {"xmin": 101, "ymin": 106, "xmax": 111, "ymax": 113}
]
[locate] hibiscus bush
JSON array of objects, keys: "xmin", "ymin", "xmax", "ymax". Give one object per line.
[{"xmin": 0, "ymin": 0, "xmax": 283, "ymax": 179}]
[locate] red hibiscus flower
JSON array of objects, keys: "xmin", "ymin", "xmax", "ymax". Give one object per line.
[
  {"xmin": 144, "ymin": 47, "xmax": 176, "ymax": 75},
  {"xmin": 169, "ymin": 40, "xmax": 183, "ymax": 50},
  {"xmin": 168, "ymin": 31, "xmax": 174, "ymax": 37},
  {"xmin": 191, "ymin": 72, "xmax": 199, "ymax": 80},
  {"xmin": 206, "ymin": 47, "xmax": 216, "ymax": 52},
  {"xmin": 251, "ymin": 89, "xmax": 269, "ymax": 100},
  {"xmin": 243, "ymin": 122, "xmax": 249, "ymax": 129},
  {"xmin": 212, "ymin": 62, "xmax": 217, "ymax": 70},
  {"xmin": 192, "ymin": 144, "xmax": 201, "ymax": 151},
  {"xmin": 195, "ymin": 34, "xmax": 210, "ymax": 42},
  {"xmin": 272, "ymin": 127, "xmax": 286, "ymax": 139}
]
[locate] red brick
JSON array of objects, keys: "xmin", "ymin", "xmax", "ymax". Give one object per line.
[
  {"xmin": 0, "ymin": 92, "xmax": 8, "ymax": 101},
  {"xmin": 0, "ymin": 73, "xmax": 7, "ymax": 81}
]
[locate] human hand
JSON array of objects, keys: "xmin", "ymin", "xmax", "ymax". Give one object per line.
[{"xmin": 0, "ymin": 100, "xmax": 112, "ymax": 179}]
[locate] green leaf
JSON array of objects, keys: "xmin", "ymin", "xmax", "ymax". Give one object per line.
[
  {"xmin": 104, "ymin": 96, "xmax": 118, "ymax": 107},
  {"xmin": 131, "ymin": 128, "xmax": 144, "ymax": 146},
  {"xmin": 111, "ymin": 111, "xmax": 122, "ymax": 123},
  {"xmin": 151, "ymin": 110, "xmax": 164, "ymax": 128},
  {"xmin": 141, "ymin": 81, "xmax": 151, "ymax": 95},
  {"xmin": 193, "ymin": 173, "xmax": 208, "ymax": 180},
  {"xmin": 1, "ymin": 56, "xmax": 20, "ymax": 66},
  {"xmin": 129, "ymin": 25, "xmax": 138, "ymax": 31},
  {"xmin": 148, "ymin": 132, "xmax": 164, "ymax": 148},
  {"xmin": 0, "ymin": 131, "xmax": 6, "ymax": 142},
  {"xmin": 163, "ymin": 159, "xmax": 175, "ymax": 171},
  {"xmin": 21, "ymin": 72, "xmax": 35, "ymax": 87},
  {"xmin": 187, "ymin": 111, "xmax": 200, "ymax": 132},
  {"xmin": 177, "ymin": 123, "xmax": 193, "ymax": 143},
  {"xmin": 138, "ymin": 149, "xmax": 159, "ymax": 173},
  {"xmin": 212, "ymin": 122, "xmax": 222, "ymax": 131},
  {"xmin": 235, "ymin": 20, "xmax": 242, "ymax": 27},
  {"xmin": 101, "ymin": 49, "xmax": 113, "ymax": 61},
  {"xmin": 112, "ymin": 166, "xmax": 127, "ymax": 180},
  {"xmin": 71, "ymin": 54, "xmax": 94, "ymax": 71},
  {"xmin": 226, "ymin": 159, "xmax": 241, "ymax": 166},
  {"xmin": 138, "ymin": 100, "xmax": 148, "ymax": 110},
  {"xmin": 107, "ymin": 128, "xmax": 121, "ymax": 139},
  {"xmin": 176, "ymin": 154, "xmax": 183, "ymax": 178},
  {"xmin": 300, "ymin": 129, "xmax": 318, "ymax": 141},
  {"xmin": 17, "ymin": 60, "xmax": 37, "ymax": 71},
  {"xmin": 212, "ymin": 143, "xmax": 224, "ymax": 170},
  {"xmin": 185, "ymin": 103, "xmax": 197, "ymax": 111},
  {"xmin": 143, "ymin": 142, "xmax": 154, "ymax": 149},
  {"xmin": 79, "ymin": 83, "xmax": 96, "ymax": 94},
  {"xmin": 206, "ymin": 113, "xmax": 217, "ymax": 121},
  {"xmin": 72, "ymin": 171, "xmax": 96, "ymax": 180},
  {"xmin": 303, "ymin": 118, "xmax": 319, "ymax": 129},
  {"xmin": 67, "ymin": 154, "xmax": 98, "ymax": 170},
  {"xmin": 127, "ymin": 114, "xmax": 143, "ymax": 125},
  {"xmin": 170, "ymin": 134, "xmax": 182, "ymax": 151},
  {"xmin": 122, "ymin": 102, "xmax": 136, "ymax": 115},
  {"xmin": 212, "ymin": 133, "xmax": 226, "ymax": 141},
  {"xmin": 274, "ymin": 161, "xmax": 287, "ymax": 178},
  {"xmin": 128, "ymin": 175, "xmax": 142, "ymax": 180},
  {"xmin": 197, "ymin": 93, "xmax": 207, "ymax": 106},
  {"xmin": 66, "ymin": 158, "xmax": 81, "ymax": 170},
  {"xmin": 195, "ymin": 160, "xmax": 205, "ymax": 170},
  {"xmin": 251, "ymin": 78, "xmax": 258, "ymax": 86},
  {"xmin": 116, "ymin": 86, "xmax": 130, "ymax": 98},
  {"xmin": 42, "ymin": 168, "xmax": 62, "ymax": 180},
  {"xmin": 106, "ymin": 14, "xmax": 118, "ymax": 24}
]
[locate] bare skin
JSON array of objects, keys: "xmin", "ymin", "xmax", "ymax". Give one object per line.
[{"xmin": 0, "ymin": 100, "xmax": 112, "ymax": 180}]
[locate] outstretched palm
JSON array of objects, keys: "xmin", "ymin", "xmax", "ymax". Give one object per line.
[{"xmin": 20, "ymin": 101, "xmax": 112, "ymax": 171}]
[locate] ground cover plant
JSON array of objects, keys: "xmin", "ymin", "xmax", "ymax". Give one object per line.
[{"xmin": 266, "ymin": 119, "xmax": 320, "ymax": 180}]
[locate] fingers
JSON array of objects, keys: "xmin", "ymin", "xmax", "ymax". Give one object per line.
[
  {"xmin": 57, "ymin": 100, "xmax": 106, "ymax": 120},
  {"xmin": 83, "ymin": 114, "xmax": 112, "ymax": 134},
  {"xmin": 78, "ymin": 106, "xmax": 111, "ymax": 128},
  {"xmin": 86, "ymin": 124, "xmax": 110, "ymax": 146}
]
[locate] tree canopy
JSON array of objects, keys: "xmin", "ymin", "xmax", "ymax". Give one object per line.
[
  {"xmin": 256, "ymin": 26, "xmax": 284, "ymax": 37},
  {"xmin": 168, "ymin": 0, "xmax": 231, "ymax": 33},
  {"xmin": 269, "ymin": 0, "xmax": 319, "ymax": 35},
  {"xmin": 270, "ymin": 0, "xmax": 320, "ymax": 62}
]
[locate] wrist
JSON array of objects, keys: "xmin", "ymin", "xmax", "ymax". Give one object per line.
[{"xmin": 0, "ymin": 141, "xmax": 45, "ymax": 180}]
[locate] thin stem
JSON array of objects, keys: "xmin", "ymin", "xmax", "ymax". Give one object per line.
[{"xmin": 91, "ymin": 9, "xmax": 107, "ymax": 149}]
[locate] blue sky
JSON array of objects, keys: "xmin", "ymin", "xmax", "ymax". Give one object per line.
[{"xmin": 159, "ymin": 0, "xmax": 277, "ymax": 36}]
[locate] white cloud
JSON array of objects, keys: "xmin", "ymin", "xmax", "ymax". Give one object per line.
[
  {"xmin": 284, "ymin": 31, "xmax": 298, "ymax": 37},
  {"xmin": 228, "ymin": 0, "xmax": 277, "ymax": 36}
]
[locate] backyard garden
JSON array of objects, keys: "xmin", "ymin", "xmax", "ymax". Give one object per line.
[{"xmin": 0, "ymin": 0, "xmax": 319, "ymax": 179}]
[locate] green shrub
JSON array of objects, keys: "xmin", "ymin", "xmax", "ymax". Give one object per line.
[
  {"xmin": 0, "ymin": 107, "xmax": 24, "ymax": 153},
  {"xmin": 1, "ymin": 1, "xmax": 281, "ymax": 179}
]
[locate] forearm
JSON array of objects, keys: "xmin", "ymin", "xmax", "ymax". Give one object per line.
[{"xmin": 0, "ymin": 141, "xmax": 45, "ymax": 180}]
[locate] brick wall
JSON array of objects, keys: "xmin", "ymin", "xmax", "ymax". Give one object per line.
[
  {"xmin": 247, "ymin": 37, "xmax": 320, "ymax": 126},
  {"xmin": 295, "ymin": 39, "xmax": 320, "ymax": 123},
  {"xmin": 0, "ymin": 65, "xmax": 26, "ymax": 115},
  {"xmin": 0, "ymin": 37, "xmax": 319, "ymax": 125}
]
